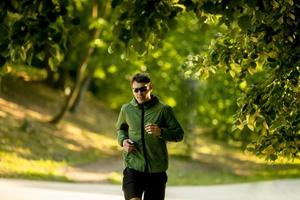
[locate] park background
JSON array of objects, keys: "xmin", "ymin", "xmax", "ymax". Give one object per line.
[{"xmin": 0, "ymin": 0, "xmax": 299, "ymax": 186}]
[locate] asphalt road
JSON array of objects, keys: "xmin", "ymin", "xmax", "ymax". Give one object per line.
[{"xmin": 1, "ymin": 178, "xmax": 300, "ymax": 200}]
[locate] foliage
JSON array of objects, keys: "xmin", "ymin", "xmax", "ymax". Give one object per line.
[
  {"xmin": 2, "ymin": 0, "xmax": 299, "ymax": 161},
  {"xmin": 110, "ymin": 0, "xmax": 184, "ymax": 55},
  {"xmin": 92, "ymin": 12, "xmax": 216, "ymax": 124},
  {"xmin": 194, "ymin": 71, "xmax": 257, "ymax": 145},
  {"xmin": 0, "ymin": 0, "xmax": 80, "ymax": 69},
  {"xmin": 0, "ymin": 0, "xmax": 123, "ymax": 123},
  {"xmin": 0, "ymin": 0, "xmax": 112, "ymax": 85},
  {"xmin": 195, "ymin": 0, "xmax": 300, "ymax": 160},
  {"xmin": 112, "ymin": 0, "xmax": 300, "ymax": 160}
]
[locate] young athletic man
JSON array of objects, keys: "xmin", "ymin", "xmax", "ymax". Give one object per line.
[{"xmin": 116, "ymin": 73, "xmax": 184, "ymax": 200}]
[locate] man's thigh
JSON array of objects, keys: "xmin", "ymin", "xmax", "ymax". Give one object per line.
[
  {"xmin": 143, "ymin": 172, "xmax": 167, "ymax": 200},
  {"xmin": 122, "ymin": 168, "xmax": 144, "ymax": 200}
]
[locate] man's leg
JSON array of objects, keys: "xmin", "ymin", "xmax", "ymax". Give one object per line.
[
  {"xmin": 122, "ymin": 168, "xmax": 144, "ymax": 200},
  {"xmin": 143, "ymin": 172, "xmax": 167, "ymax": 200}
]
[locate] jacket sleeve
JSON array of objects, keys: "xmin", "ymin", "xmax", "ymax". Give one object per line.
[
  {"xmin": 116, "ymin": 105, "xmax": 129, "ymax": 147},
  {"xmin": 160, "ymin": 105, "xmax": 184, "ymax": 142}
]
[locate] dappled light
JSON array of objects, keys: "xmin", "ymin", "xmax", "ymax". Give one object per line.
[
  {"xmin": 0, "ymin": 0, "xmax": 300, "ymax": 190},
  {"xmin": 0, "ymin": 110, "xmax": 7, "ymax": 117},
  {"xmin": 59, "ymin": 122, "xmax": 119, "ymax": 155},
  {"xmin": 196, "ymin": 143, "xmax": 222, "ymax": 155},
  {"xmin": 61, "ymin": 123, "xmax": 83, "ymax": 136},
  {"xmin": 0, "ymin": 79, "xmax": 120, "ymax": 182},
  {"xmin": 0, "ymin": 98, "xmax": 26, "ymax": 119}
]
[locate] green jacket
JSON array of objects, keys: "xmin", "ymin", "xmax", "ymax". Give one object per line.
[{"xmin": 116, "ymin": 95, "xmax": 184, "ymax": 173}]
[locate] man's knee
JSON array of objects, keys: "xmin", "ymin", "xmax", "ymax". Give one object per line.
[{"xmin": 129, "ymin": 198, "xmax": 141, "ymax": 200}]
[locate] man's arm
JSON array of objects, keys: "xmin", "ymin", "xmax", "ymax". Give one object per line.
[
  {"xmin": 116, "ymin": 105, "xmax": 129, "ymax": 146},
  {"xmin": 116, "ymin": 105, "xmax": 137, "ymax": 152},
  {"xmin": 160, "ymin": 105, "xmax": 184, "ymax": 142}
]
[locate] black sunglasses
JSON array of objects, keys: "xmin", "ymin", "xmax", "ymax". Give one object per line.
[{"xmin": 133, "ymin": 86, "xmax": 148, "ymax": 93}]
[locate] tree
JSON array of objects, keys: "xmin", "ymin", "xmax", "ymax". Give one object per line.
[
  {"xmin": 0, "ymin": 0, "xmax": 79, "ymax": 71},
  {"xmin": 112, "ymin": 0, "xmax": 300, "ymax": 160},
  {"xmin": 50, "ymin": 0, "xmax": 104, "ymax": 123},
  {"xmin": 0, "ymin": 0, "xmax": 115, "ymax": 124}
]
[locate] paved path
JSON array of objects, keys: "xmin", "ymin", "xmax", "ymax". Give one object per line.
[{"xmin": 1, "ymin": 178, "xmax": 300, "ymax": 200}]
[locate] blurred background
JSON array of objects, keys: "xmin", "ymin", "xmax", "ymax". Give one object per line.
[{"xmin": 0, "ymin": 0, "xmax": 299, "ymax": 186}]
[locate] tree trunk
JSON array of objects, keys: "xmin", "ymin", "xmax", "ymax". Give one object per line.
[
  {"xmin": 49, "ymin": 46, "xmax": 95, "ymax": 124},
  {"xmin": 49, "ymin": 0, "xmax": 100, "ymax": 124},
  {"xmin": 45, "ymin": 66, "xmax": 56, "ymax": 87},
  {"xmin": 53, "ymin": 67, "xmax": 68, "ymax": 90},
  {"xmin": 69, "ymin": 67, "xmax": 95, "ymax": 113},
  {"xmin": 68, "ymin": 0, "xmax": 111, "ymax": 114}
]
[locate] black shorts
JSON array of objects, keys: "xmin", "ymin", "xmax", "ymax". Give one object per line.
[{"xmin": 122, "ymin": 167, "xmax": 168, "ymax": 200}]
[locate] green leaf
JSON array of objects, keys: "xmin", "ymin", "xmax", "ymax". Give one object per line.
[
  {"xmin": 48, "ymin": 57, "xmax": 59, "ymax": 70},
  {"xmin": 246, "ymin": 114, "xmax": 256, "ymax": 131},
  {"xmin": 238, "ymin": 15, "xmax": 251, "ymax": 31}
]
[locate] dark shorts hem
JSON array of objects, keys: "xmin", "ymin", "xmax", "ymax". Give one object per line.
[{"xmin": 122, "ymin": 167, "xmax": 167, "ymax": 200}]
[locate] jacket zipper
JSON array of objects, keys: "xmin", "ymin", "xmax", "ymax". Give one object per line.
[{"xmin": 141, "ymin": 104, "xmax": 149, "ymax": 172}]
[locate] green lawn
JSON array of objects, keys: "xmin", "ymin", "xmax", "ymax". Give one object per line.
[{"xmin": 0, "ymin": 77, "xmax": 119, "ymax": 181}]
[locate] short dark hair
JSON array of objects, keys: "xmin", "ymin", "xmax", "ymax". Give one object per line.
[{"xmin": 131, "ymin": 73, "xmax": 151, "ymax": 84}]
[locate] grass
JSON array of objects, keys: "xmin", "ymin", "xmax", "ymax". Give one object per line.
[
  {"xmin": 0, "ymin": 75, "xmax": 300, "ymax": 185},
  {"xmin": 0, "ymin": 151, "xmax": 69, "ymax": 181},
  {"xmin": 0, "ymin": 76, "xmax": 119, "ymax": 181},
  {"xmin": 167, "ymin": 137, "xmax": 300, "ymax": 185}
]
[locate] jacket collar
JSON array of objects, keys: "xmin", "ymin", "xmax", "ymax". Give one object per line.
[{"xmin": 130, "ymin": 95, "xmax": 159, "ymax": 109}]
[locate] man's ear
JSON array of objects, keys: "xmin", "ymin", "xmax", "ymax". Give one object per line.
[{"xmin": 148, "ymin": 82, "xmax": 153, "ymax": 90}]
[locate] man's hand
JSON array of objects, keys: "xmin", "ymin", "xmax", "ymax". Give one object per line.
[
  {"xmin": 145, "ymin": 123, "xmax": 161, "ymax": 136},
  {"xmin": 123, "ymin": 139, "xmax": 137, "ymax": 153}
]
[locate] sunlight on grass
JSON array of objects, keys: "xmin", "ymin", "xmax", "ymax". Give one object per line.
[
  {"xmin": 168, "ymin": 155, "xmax": 300, "ymax": 186},
  {"xmin": 65, "ymin": 143, "xmax": 83, "ymax": 152},
  {"xmin": 107, "ymin": 172, "xmax": 122, "ymax": 184},
  {"xmin": 167, "ymin": 135, "xmax": 300, "ymax": 185},
  {"xmin": 197, "ymin": 144, "xmax": 222, "ymax": 155},
  {"xmin": 0, "ymin": 98, "xmax": 50, "ymax": 121},
  {"xmin": 0, "ymin": 98, "xmax": 26, "ymax": 119},
  {"xmin": 168, "ymin": 142, "xmax": 189, "ymax": 157},
  {"xmin": 0, "ymin": 151, "xmax": 68, "ymax": 181},
  {"xmin": 0, "ymin": 110, "xmax": 7, "ymax": 117},
  {"xmin": 59, "ymin": 122, "xmax": 119, "ymax": 156},
  {"xmin": 0, "ymin": 96, "xmax": 120, "ymax": 181}
]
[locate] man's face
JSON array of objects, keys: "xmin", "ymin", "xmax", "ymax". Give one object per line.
[{"xmin": 132, "ymin": 81, "xmax": 152, "ymax": 104}]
